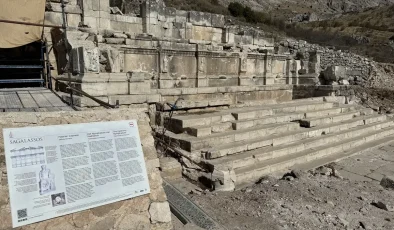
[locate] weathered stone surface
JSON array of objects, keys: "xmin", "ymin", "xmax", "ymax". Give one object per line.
[
  {"xmin": 117, "ymin": 213, "xmax": 150, "ymax": 230},
  {"xmin": 89, "ymin": 216, "xmax": 116, "ymax": 230},
  {"xmin": 71, "ymin": 211, "xmax": 91, "ymax": 228},
  {"xmin": 323, "ymin": 65, "xmax": 347, "ymax": 82},
  {"xmin": 149, "ymin": 202, "xmax": 172, "ymax": 223},
  {"xmin": 91, "ymin": 201, "xmax": 123, "ymax": 217}
]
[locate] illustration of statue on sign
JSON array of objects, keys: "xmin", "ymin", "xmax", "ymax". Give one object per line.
[{"xmin": 39, "ymin": 165, "xmax": 56, "ymax": 195}]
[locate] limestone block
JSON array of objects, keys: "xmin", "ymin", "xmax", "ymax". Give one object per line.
[
  {"xmin": 99, "ymin": 0, "xmax": 110, "ymax": 12},
  {"xmin": 197, "ymin": 78, "xmax": 209, "ymax": 87},
  {"xmin": 212, "ymin": 28, "xmax": 223, "ymax": 43},
  {"xmin": 222, "ymin": 29, "xmax": 234, "ymax": 44},
  {"xmin": 84, "ymin": 16, "xmax": 98, "ymax": 28},
  {"xmin": 211, "ymin": 169, "xmax": 236, "ymax": 191},
  {"xmin": 71, "ymin": 47, "xmax": 100, "ymax": 74},
  {"xmin": 125, "ymin": 39, "xmax": 158, "ymax": 49},
  {"xmin": 160, "ymin": 41, "xmax": 196, "ymax": 51},
  {"xmin": 324, "ymin": 66, "xmax": 347, "ymax": 82},
  {"xmin": 92, "ymin": 0, "xmax": 100, "ymax": 10},
  {"xmin": 129, "ymin": 72, "xmax": 152, "ymax": 82},
  {"xmin": 149, "ymin": 202, "xmax": 172, "ymax": 224},
  {"xmin": 45, "ymin": 12, "xmax": 63, "ymax": 26},
  {"xmin": 129, "ymin": 82, "xmax": 151, "ymax": 95},
  {"xmin": 188, "ymin": 11, "xmax": 212, "ymax": 27},
  {"xmin": 185, "ymin": 22, "xmax": 193, "ymax": 39},
  {"xmin": 175, "ymin": 10, "xmax": 188, "ymax": 23},
  {"xmin": 211, "ymin": 14, "xmax": 225, "ymax": 28},
  {"xmin": 99, "ymin": 17, "xmax": 111, "ymax": 29},
  {"xmin": 67, "ymin": 14, "xmax": 81, "ymax": 27},
  {"xmin": 82, "ymin": 82, "xmax": 129, "ymax": 96}
]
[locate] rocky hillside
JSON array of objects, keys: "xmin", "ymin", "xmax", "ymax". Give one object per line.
[
  {"xmin": 290, "ymin": 4, "xmax": 394, "ymax": 63},
  {"xmin": 220, "ymin": 0, "xmax": 394, "ymax": 21}
]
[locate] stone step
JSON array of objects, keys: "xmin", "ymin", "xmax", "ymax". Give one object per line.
[
  {"xmin": 232, "ymin": 112, "xmax": 305, "ymax": 130},
  {"xmin": 186, "ymin": 105, "xmax": 357, "ymax": 135},
  {"xmin": 234, "ymin": 126, "xmax": 394, "ymax": 187},
  {"xmin": 232, "ymin": 102, "xmax": 334, "ymax": 120},
  {"xmin": 232, "ymin": 105, "xmax": 360, "ymax": 130},
  {"xmin": 203, "ymin": 118, "xmax": 393, "ymax": 171},
  {"xmin": 235, "ymin": 96, "xmax": 327, "ymax": 107},
  {"xmin": 158, "ymin": 98, "xmax": 232, "ymax": 111},
  {"xmin": 304, "ymin": 105, "xmax": 357, "ymax": 118},
  {"xmin": 202, "ymin": 114, "xmax": 387, "ymax": 159},
  {"xmin": 300, "ymin": 110, "xmax": 360, "ymax": 128},
  {"xmin": 170, "ymin": 101, "xmax": 333, "ymax": 130},
  {"xmin": 300, "ymin": 108, "xmax": 374, "ymax": 127},
  {"xmin": 295, "ymin": 134, "xmax": 394, "ymax": 172},
  {"xmin": 185, "ymin": 122, "xmax": 233, "ymax": 137},
  {"xmin": 167, "ymin": 122, "xmax": 300, "ymax": 152}
]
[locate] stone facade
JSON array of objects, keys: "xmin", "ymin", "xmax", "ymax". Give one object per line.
[
  {"xmin": 43, "ymin": 0, "xmax": 321, "ymax": 107},
  {"xmin": 0, "ymin": 108, "xmax": 172, "ymax": 230}
]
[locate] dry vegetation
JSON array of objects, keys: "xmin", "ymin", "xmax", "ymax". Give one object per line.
[{"xmin": 295, "ymin": 5, "xmax": 394, "ymax": 63}]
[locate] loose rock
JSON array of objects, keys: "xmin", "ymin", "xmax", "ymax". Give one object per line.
[
  {"xmin": 372, "ymin": 201, "xmax": 394, "ymax": 212},
  {"xmin": 380, "ymin": 176, "xmax": 394, "ymax": 190},
  {"xmin": 290, "ymin": 169, "xmax": 306, "ymax": 179}
]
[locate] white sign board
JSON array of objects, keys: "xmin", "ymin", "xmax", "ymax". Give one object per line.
[{"xmin": 3, "ymin": 120, "xmax": 150, "ymax": 227}]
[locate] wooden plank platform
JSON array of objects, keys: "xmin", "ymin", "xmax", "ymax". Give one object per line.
[{"xmin": 0, "ymin": 88, "xmax": 72, "ymax": 112}]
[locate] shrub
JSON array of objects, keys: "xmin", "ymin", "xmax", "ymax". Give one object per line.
[
  {"xmin": 228, "ymin": 2, "xmax": 245, "ymax": 17},
  {"xmin": 333, "ymin": 21, "xmax": 344, "ymax": 27},
  {"xmin": 348, "ymin": 21, "xmax": 358, "ymax": 27},
  {"xmin": 243, "ymin": 6, "xmax": 259, "ymax": 23}
]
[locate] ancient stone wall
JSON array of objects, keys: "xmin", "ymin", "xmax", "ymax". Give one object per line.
[
  {"xmin": 0, "ymin": 108, "xmax": 172, "ymax": 230},
  {"xmin": 44, "ymin": 0, "xmax": 322, "ymax": 107}
]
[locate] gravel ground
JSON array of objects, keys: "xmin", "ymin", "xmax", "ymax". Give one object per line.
[
  {"xmin": 181, "ymin": 168, "xmax": 394, "ymax": 230},
  {"xmin": 171, "ymin": 143, "xmax": 394, "ymax": 230}
]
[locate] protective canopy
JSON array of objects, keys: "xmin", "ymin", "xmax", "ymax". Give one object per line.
[{"xmin": 0, "ymin": 0, "xmax": 46, "ymax": 48}]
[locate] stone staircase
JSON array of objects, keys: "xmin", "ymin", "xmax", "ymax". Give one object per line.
[{"xmin": 159, "ymin": 97, "xmax": 394, "ymax": 190}]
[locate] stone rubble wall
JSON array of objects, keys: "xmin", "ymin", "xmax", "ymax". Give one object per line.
[
  {"xmin": 0, "ymin": 108, "xmax": 172, "ymax": 230},
  {"xmin": 280, "ymin": 39, "xmax": 379, "ymax": 86}
]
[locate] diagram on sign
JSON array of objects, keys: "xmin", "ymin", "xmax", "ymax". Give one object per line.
[{"xmin": 10, "ymin": 146, "xmax": 45, "ymax": 168}]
